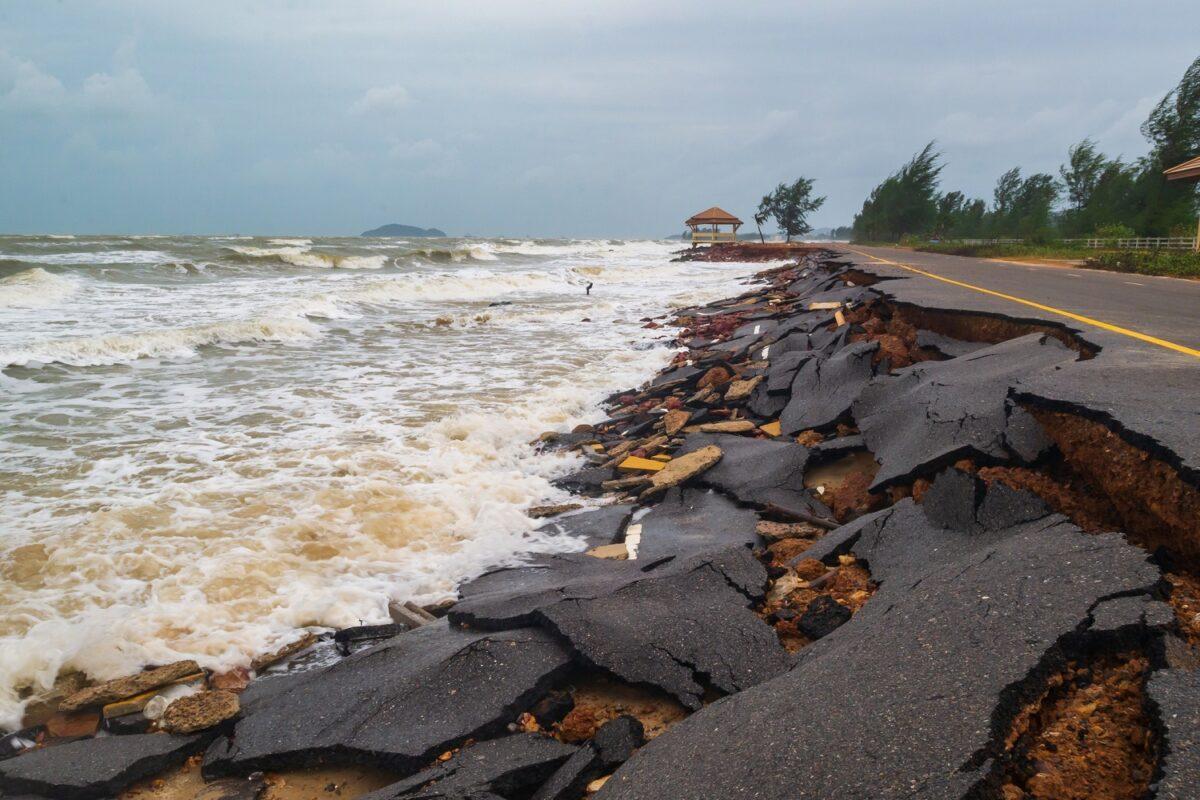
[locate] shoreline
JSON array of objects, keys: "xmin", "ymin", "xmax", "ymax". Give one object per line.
[{"xmin": 3, "ymin": 242, "xmax": 1200, "ymax": 800}]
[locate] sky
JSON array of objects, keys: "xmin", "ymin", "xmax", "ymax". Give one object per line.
[{"xmin": 1, "ymin": 1, "xmax": 1198, "ymax": 237}]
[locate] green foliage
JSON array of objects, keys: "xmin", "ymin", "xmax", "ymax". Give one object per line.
[
  {"xmin": 1093, "ymin": 223, "xmax": 1137, "ymax": 240},
  {"xmin": 759, "ymin": 177, "xmax": 825, "ymax": 242},
  {"xmin": 852, "ymin": 142, "xmax": 943, "ymax": 241},
  {"xmin": 850, "ymin": 55, "xmax": 1200, "ymax": 243},
  {"xmin": 1088, "ymin": 249, "xmax": 1200, "ymax": 278}
]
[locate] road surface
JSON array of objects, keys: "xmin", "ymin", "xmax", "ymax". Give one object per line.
[{"xmin": 835, "ymin": 245, "xmax": 1200, "ymax": 356}]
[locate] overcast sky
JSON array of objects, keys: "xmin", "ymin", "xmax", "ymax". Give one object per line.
[{"xmin": 2, "ymin": 1, "xmax": 1198, "ymax": 237}]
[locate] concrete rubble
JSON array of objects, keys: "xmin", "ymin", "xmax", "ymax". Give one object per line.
[{"xmin": 6, "ymin": 243, "xmax": 1200, "ymax": 800}]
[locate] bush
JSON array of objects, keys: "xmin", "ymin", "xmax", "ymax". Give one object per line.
[
  {"xmin": 1093, "ymin": 223, "xmax": 1136, "ymax": 240},
  {"xmin": 1088, "ymin": 249, "xmax": 1200, "ymax": 278}
]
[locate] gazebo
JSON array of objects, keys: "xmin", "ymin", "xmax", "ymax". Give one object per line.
[
  {"xmin": 686, "ymin": 206, "xmax": 742, "ymax": 245},
  {"xmin": 1164, "ymin": 156, "xmax": 1200, "ymax": 251}
]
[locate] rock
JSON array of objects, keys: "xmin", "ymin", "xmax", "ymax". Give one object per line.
[
  {"xmin": 595, "ymin": 488, "xmax": 1162, "ymax": 800},
  {"xmin": 358, "ymin": 734, "xmax": 576, "ymax": 800},
  {"xmin": 0, "ymin": 732, "xmax": 206, "ymax": 800},
  {"xmin": 756, "ymin": 521, "xmax": 824, "ymax": 543},
  {"xmin": 685, "ymin": 420, "xmax": 757, "ymax": 434},
  {"xmin": 791, "ymin": 559, "xmax": 827, "ymax": 580},
  {"xmin": 555, "ymin": 467, "xmax": 616, "ymax": 497},
  {"xmin": 250, "ymin": 633, "xmax": 317, "ymax": 672},
  {"xmin": 60, "ymin": 661, "xmax": 202, "ymax": 712},
  {"xmin": 532, "ymin": 716, "xmax": 644, "ymax": 800},
  {"xmin": 639, "ymin": 446, "xmax": 721, "ymax": 499},
  {"xmin": 696, "ymin": 367, "xmax": 731, "ymax": 389},
  {"xmin": 44, "ymin": 709, "xmax": 100, "ymax": 739},
  {"xmin": 209, "ymin": 668, "xmax": 251, "ymax": 692},
  {"xmin": 203, "ymin": 621, "xmax": 573, "ymax": 777},
  {"xmin": 853, "ymin": 334, "xmax": 1075, "ymax": 490},
  {"xmin": 601, "ymin": 476, "xmax": 651, "ymax": 493},
  {"xmin": 779, "ymin": 341, "xmax": 879, "ymax": 435},
  {"xmin": 662, "ymin": 410, "xmax": 691, "ymax": 436},
  {"xmin": 102, "ymin": 712, "xmax": 151, "ymax": 735},
  {"xmin": 723, "ymin": 377, "xmax": 762, "ymax": 402},
  {"xmin": 529, "ymin": 503, "xmax": 583, "ymax": 518},
  {"xmin": 161, "ymin": 690, "xmax": 240, "ymax": 734},
  {"xmin": 797, "ymin": 596, "xmax": 851, "ymax": 639}
]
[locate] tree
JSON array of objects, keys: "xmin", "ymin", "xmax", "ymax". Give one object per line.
[
  {"xmin": 761, "ymin": 177, "xmax": 825, "ymax": 242},
  {"xmin": 852, "ymin": 142, "xmax": 943, "ymax": 241},
  {"xmin": 1139, "ymin": 55, "xmax": 1200, "ymax": 235},
  {"xmin": 1060, "ymin": 139, "xmax": 1107, "ymax": 211},
  {"xmin": 753, "ymin": 192, "xmax": 773, "ymax": 243}
]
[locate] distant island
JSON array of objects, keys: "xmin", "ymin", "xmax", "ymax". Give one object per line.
[{"xmin": 361, "ymin": 224, "xmax": 447, "ymax": 237}]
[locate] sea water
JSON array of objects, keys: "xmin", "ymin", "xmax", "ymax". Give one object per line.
[{"xmin": 0, "ymin": 234, "xmax": 766, "ymax": 729}]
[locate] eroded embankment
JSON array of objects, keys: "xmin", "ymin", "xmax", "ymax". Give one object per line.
[{"xmin": 3, "ymin": 242, "xmax": 1198, "ymax": 800}]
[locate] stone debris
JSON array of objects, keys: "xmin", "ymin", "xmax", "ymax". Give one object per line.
[
  {"xmin": 638, "ymin": 445, "xmax": 721, "ymax": 499},
  {"xmin": 19, "ymin": 246, "xmax": 1199, "ymax": 800},
  {"xmin": 249, "ymin": 633, "xmax": 317, "ymax": 673},
  {"xmin": 662, "ymin": 409, "xmax": 691, "ymax": 436},
  {"xmin": 59, "ymin": 661, "xmax": 203, "ymax": 713},
  {"xmin": 160, "ymin": 690, "xmax": 240, "ymax": 734}
]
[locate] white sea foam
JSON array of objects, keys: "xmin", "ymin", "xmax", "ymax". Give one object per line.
[
  {"xmin": 0, "ymin": 250, "xmax": 173, "ymax": 265},
  {"xmin": 0, "ymin": 268, "xmax": 78, "ymax": 308},
  {"xmin": 229, "ymin": 244, "xmax": 387, "ymax": 270},
  {"xmin": 0, "ymin": 234, "xmax": 765, "ymax": 730},
  {"xmin": 1, "ymin": 314, "xmax": 321, "ymax": 367}
]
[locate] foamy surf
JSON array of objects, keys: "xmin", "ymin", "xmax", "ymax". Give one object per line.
[
  {"xmin": 0, "ymin": 233, "xmax": 761, "ymax": 730},
  {"xmin": 1, "ymin": 314, "xmax": 320, "ymax": 367},
  {"xmin": 0, "ymin": 268, "xmax": 77, "ymax": 308}
]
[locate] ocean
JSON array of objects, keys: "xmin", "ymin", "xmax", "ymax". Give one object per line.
[{"xmin": 0, "ymin": 234, "xmax": 765, "ymax": 729}]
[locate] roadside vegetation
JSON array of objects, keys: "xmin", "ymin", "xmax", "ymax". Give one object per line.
[
  {"xmin": 847, "ymin": 55, "xmax": 1200, "ymax": 278},
  {"xmin": 755, "ymin": 177, "xmax": 825, "ymax": 243}
]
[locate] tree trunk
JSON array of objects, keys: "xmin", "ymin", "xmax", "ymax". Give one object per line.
[{"xmin": 756, "ymin": 223, "xmax": 764, "ymax": 244}]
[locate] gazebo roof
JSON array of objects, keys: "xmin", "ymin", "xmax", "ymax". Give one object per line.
[
  {"xmin": 1165, "ymin": 156, "xmax": 1200, "ymax": 181},
  {"xmin": 686, "ymin": 206, "xmax": 743, "ymax": 225}
]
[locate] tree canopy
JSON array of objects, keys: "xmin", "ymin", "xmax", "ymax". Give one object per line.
[
  {"xmin": 758, "ymin": 177, "xmax": 825, "ymax": 242},
  {"xmin": 851, "ymin": 54, "xmax": 1200, "ymax": 242}
]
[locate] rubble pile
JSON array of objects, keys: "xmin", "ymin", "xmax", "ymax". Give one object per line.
[{"xmin": 3, "ymin": 243, "xmax": 1199, "ymax": 800}]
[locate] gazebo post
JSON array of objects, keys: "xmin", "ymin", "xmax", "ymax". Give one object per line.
[{"xmin": 1164, "ymin": 156, "xmax": 1200, "ymax": 251}]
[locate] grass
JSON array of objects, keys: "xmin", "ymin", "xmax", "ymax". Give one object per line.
[{"xmin": 892, "ymin": 241, "xmax": 1200, "ymax": 279}]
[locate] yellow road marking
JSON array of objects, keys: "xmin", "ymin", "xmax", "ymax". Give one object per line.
[{"xmin": 845, "ymin": 248, "xmax": 1200, "ymax": 359}]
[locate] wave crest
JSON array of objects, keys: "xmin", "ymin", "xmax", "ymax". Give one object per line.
[
  {"xmin": 2, "ymin": 315, "xmax": 320, "ymax": 368},
  {"xmin": 0, "ymin": 268, "xmax": 78, "ymax": 308},
  {"xmin": 228, "ymin": 245, "xmax": 387, "ymax": 270}
]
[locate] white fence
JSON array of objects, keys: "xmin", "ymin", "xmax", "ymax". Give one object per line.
[
  {"xmin": 936, "ymin": 236, "xmax": 1198, "ymax": 250},
  {"xmin": 1060, "ymin": 236, "xmax": 1198, "ymax": 250}
]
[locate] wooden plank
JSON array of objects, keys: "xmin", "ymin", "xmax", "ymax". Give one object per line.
[{"xmin": 618, "ymin": 456, "xmax": 667, "ymax": 472}]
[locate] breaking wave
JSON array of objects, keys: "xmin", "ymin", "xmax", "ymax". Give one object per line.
[
  {"xmin": 0, "ymin": 268, "xmax": 78, "ymax": 308},
  {"xmin": 1, "ymin": 314, "xmax": 321, "ymax": 368},
  {"xmin": 416, "ymin": 244, "xmax": 499, "ymax": 262},
  {"xmin": 228, "ymin": 245, "xmax": 388, "ymax": 270},
  {"xmin": 338, "ymin": 268, "xmax": 582, "ymax": 305}
]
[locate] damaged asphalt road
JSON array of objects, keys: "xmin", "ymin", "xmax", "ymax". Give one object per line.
[{"xmin": 7, "ymin": 243, "xmax": 1199, "ymax": 800}]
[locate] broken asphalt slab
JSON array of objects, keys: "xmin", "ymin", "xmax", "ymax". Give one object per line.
[
  {"xmin": 674, "ymin": 433, "xmax": 831, "ymax": 520},
  {"xmin": 451, "ymin": 494, "xmax": 786, "ymax": 709},
  {"xmin": 780, "ymin": 340, "xmax": 879, "ymax": 434},
  {"xmin": 853, "ymin": 333, "xmax": 1074, "ymax": 489},
  {"xmin": 203, "ymin": 620, "xmax": 572, "ymax": 777},
  {"xmin": 357, "ymin": 733, "xmax": 576, "ymax": 800},
  {"xmin": 0, "ymin": 732, "xmax": 207, "ymax": 800},
  {"xmin": 595, "ymin": 479, "xmax": 1162, "ymax": 800}
]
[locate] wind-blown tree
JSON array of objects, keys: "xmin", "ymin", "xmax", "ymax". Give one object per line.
[
  {"xmin": 753, "ymin": 192, "xmax": 773, "ymax": 243},
  {"xmin": 987, "ymin": 168, "xmax": 1059, "ymax": 239},
  {"xmin": 1138, "ymin": 55, "xmax": 1200, "ymax": 235},
  {"xmin": 761, "ymin": 178, "xmax": 825, "ymax": 242},
  {"xmin": 1058, "ymin": 140, "xmax": 1142, "ymax": 235},
  {"xmin": 852, "ymin": 142, "xmax": 943, "ymax": 241}
]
